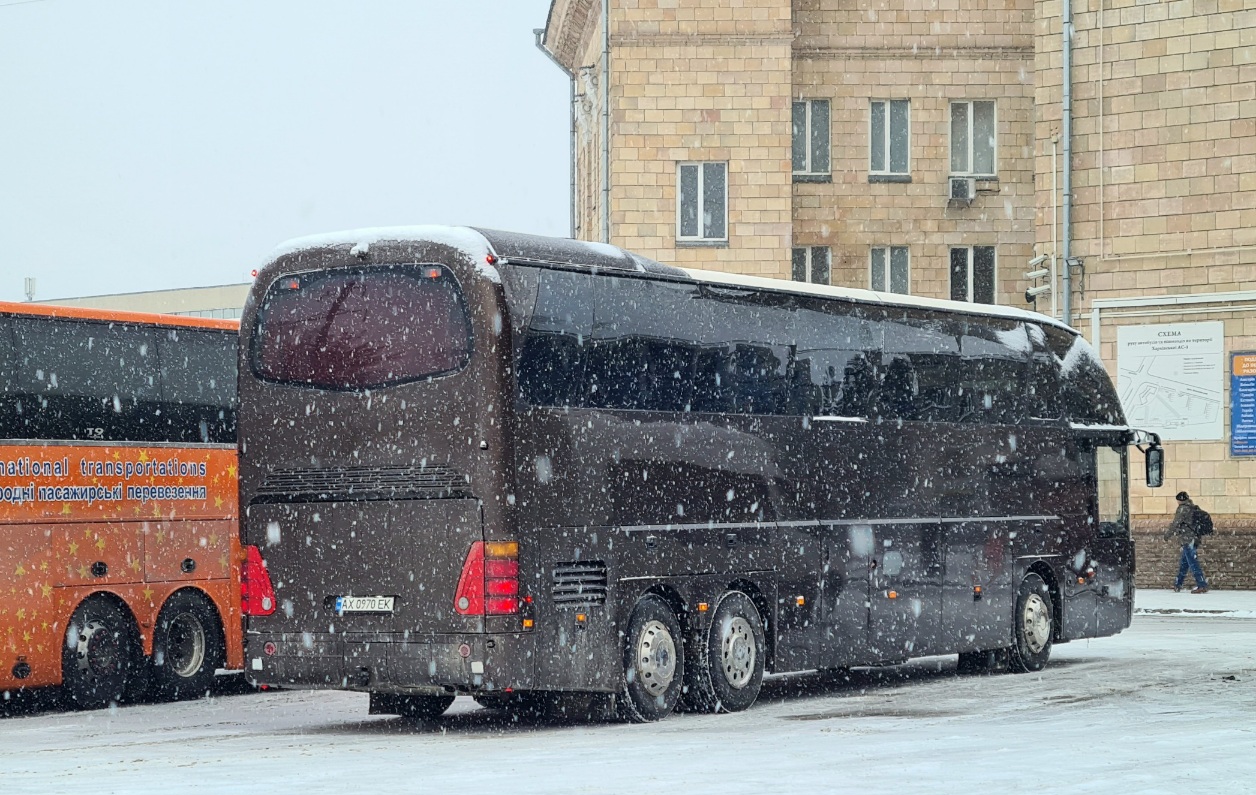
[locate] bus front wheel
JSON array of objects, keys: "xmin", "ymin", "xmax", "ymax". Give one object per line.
[
  {"xmin": 619, "ymin": 596, "xmax": 684, "ymax": 723},
  {"xmin": 61, "ymin": 596, "xmax": 141, "ymax": 710},
  {"xmin": 681, "ymin": 591, "xmax": 765, "ymax": 713},
  {"xmin": 151, "ymin": 590, "xmax": 225, "ymax": 701},
  {"xmin": 1008, "ymin": 573, "xmax": 1054, "ymax": 673}
]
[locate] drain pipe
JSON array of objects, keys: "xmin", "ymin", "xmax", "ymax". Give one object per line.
[
  {"xmin": 533, "ymin": 28, "xmax": 577, "ymax": 239},
  {"xmin": 601, "ymin": 0, "xmax": 611, "ymax": 244},
  {"xmin": 1062, "ymin": 0, "xmax": 1075, "ymax": 326}
]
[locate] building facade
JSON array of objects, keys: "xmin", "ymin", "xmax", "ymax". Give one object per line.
[
  {"xmin": 541, "ymin": 0, "xmax": 1256, "ymax": 586},
  {"xmin": 33, "ymin": 284, "xmax": 250, "ymax": 319}
]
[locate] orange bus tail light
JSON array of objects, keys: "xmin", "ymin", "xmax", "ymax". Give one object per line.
[
  {"xmin": 241, "ymin": 545, "xmax": 277, "ymax": 616},
  {"xmin": 454, "ymin": 541, "xmax": 520, "ymax": 616}
]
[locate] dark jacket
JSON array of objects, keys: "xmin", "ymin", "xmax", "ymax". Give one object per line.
[{"xmin": 1164, "ymin": 500, "xmax": 1200, "ymax": 545}]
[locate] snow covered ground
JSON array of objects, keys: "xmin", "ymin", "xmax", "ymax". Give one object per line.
[{"xmin": 3, "ymin": 590, "xmax": 1254, "ymax": 795}]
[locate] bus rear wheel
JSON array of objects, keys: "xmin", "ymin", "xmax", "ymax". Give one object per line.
[
  {"xmin": 682, "ymin": 591, "xmax": 765, "ymax": 713},
  {"xmin": 151, "ymin": 590, "xmax": 225, "ymax": 701},
  {"xmin": 1008, "ymin": 573, "xmax": 1054, "ymax": 673},
  {"xmin": 61, "ymin": 596, "xmax": 141, "ymax": 710},
  {"xmin": 619, "ymin": 596, "xmax": 684, "ymax": 723}
]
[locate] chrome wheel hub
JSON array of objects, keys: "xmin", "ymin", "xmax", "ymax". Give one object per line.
[
  {"xmin": 635, "ymin": 619, "xmax": 677, "ymax": 697},
  {"xmin": 1022, "ymin": 593, "xmax": 1051, "ymax": 654},
  {"xmin": 719, "ymin": 616, "xmax": 756, "ymax": 690},
  {"xmin": 165, "ymin": 612, "xmax": 208, "ymax": 678},
  {"xmin": 73, "ymin": 618, "xmax": 121, "ymax": 682}
]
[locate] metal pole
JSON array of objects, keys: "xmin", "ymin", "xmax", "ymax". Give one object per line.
[
  {"xmin": 1051, "ymin": 135, "xmax": 1059, "ymax": 319},
  {"xmin": 1062, "ymin": 0, "xmax": 1074, "ymax": 326}
]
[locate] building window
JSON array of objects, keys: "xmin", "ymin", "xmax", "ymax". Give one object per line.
[
  {"xmin": 870, "ymin": 99, "xmax": 910, "ymax": 176},
  {"xmin": 950, "ymin": 246, "xmax": 997, "ymax": 304},
  {"xmin": 792, "ymin": 246, "xmax": 831, "ymax": 285},
  {"xmin": 677, "ymin": 162, "xmax": 728, "ymax": 243},
  {"xmin": 870, "ymin": 246, "xmax": 910, "ymax": 294},
  {"xmin": 792, "ymin": 99, "xmax": 830, "ymax": 178},
  {"xmin": 950, "ymin": 101, "xmax": 996, "ymax": 176}
]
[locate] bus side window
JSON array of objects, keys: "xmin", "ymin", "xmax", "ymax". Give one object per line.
[
  {"xmin": 1025, "ymin": 322, "xmax": 1062, "ymax": 420},
  {"xmin": 875, "ymin": 310, "xmax": 962, "ymax": 422},
  {"xmin": 788, "ymin": 299, "xmax": 875, "ymax": 418},
  {"xmin": 0, "ymin": 318, "xmax": 15, "ymax": 438},
  {"xmin": 11, "ymin": 318, "xmax": 160, "ymax": 442},
  {"xmin": 588, "ymin": 276, "xmax": 701, "ymax": 412},
  {"xmin": 959, "ymin": 319, "xmax": 1030, "ymax": 424},
  {"xmin": 517, "ymin": 269, "xmax": 595, "ymax": 409},
  {"xmin": 158, "ymin": 328, "xmax": 237, "ymax": 444}
]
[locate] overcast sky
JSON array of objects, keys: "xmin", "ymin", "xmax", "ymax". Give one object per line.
[{"xmin": 0, "ymin": 0, "xmax": 568, "ymax": 302}]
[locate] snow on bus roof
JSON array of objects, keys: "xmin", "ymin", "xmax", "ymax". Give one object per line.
[
  {"xmin": 680, "ymin": 268, "xmax": 1075, "ymax": 334},
  {"xmin": 269, "ymin": 225, "xmax": 501, "ymax": 283}
]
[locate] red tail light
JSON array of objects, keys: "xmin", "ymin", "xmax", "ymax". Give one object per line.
[
  {"xmin": 241, "ymin": 545, "xmax": 277, "ymax": 616},
  {"xmin": 454, "ymin": 541, "xmax": 520, "ymax": 616}
]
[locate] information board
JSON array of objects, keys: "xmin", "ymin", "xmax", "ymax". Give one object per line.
[
  {"xmin": 1232, "ymin": 352, "xmax": 1256, "ymax": 457},
  {"xmin": 1117, "ymin": 321, "xmax": 1224, "ymax": 441}
]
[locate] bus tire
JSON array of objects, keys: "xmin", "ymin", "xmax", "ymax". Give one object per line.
[
  {"xmin": 151, "ymin": 590, "xmax": 225, "ymax": 701},
  {"xmin": 619, "ymin": 595, "xmax": 684, "ymax": 723},
  {"xmin": 1008, "ymin": 573, "xmax": 1053, "ymax": 673},
  {"xmin": 61, "ymin": 595, "xmax": 141, "ymax": 710},
  {"xmin": 682, "ymin": 591, "xmax": 765, "ymax": 713}
]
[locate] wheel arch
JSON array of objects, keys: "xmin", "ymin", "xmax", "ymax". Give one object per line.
[{"xmin": 1024, "ymin": 560, "xmax": 1063, "ymax": 642}]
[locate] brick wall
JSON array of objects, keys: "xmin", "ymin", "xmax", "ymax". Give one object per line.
[{"xmin": 793, "ymin": 0, "xmax": 1037, "ymax": 302}]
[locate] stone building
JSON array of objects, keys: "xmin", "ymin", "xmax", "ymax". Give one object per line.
[{"xmin": 539, "ymin": 0, "xmax": 1256, "ymax": 587}]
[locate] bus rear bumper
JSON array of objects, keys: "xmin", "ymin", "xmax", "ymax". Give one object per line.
[{"xmin": 245, "ymin": 631, "xmax": 539, "ymax": 694}]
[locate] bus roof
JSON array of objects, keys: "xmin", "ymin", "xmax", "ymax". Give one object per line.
[
  {"xmin": 0, "ymin": 301, "xmax": 238, "ymax": 331},
  {"xmin": 680, "ymin": 268, "xmax": 1074, "ymax": 335},
  {"xmin": 265, "ymin": 225, "xmax": 1070, "ymax": 335}
]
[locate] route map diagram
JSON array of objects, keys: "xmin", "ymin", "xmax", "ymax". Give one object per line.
[{"xmin": 1116, "ymin": 321, "xmax": 1224, "ymax": 441}]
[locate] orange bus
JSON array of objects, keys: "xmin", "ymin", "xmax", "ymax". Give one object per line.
[{"xmin": 0, "ymin": 301, "xmax": 241, "ymax": 708}]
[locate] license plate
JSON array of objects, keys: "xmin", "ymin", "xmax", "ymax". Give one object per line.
[{"xmin": 334, "ymin": 596, "xmax": 395, "ymax": 614}]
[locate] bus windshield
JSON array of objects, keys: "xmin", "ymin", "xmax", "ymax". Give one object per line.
[{"xmin": 252, "ymin": 265, "xmax": 472, "ymax": 390}]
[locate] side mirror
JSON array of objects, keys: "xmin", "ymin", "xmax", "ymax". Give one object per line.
[{"xmin": 1145, "ymin": 445, "xmax": 1164, "ymax": 488}]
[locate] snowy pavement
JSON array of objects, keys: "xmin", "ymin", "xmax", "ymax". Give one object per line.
[{"xmin": 2, "ymin": 595, "xmax": 1254, "ymax": 795}]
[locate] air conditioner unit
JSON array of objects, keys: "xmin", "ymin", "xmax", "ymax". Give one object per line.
[{"xmin": 949, "ymin": 176, "xmax": 975, "ymax": 202}]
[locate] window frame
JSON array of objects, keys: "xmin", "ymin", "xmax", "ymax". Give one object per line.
[
  {"xmin": 791, "ymin": 246, "xmax": 831, "ymax": 285},
  {"xmin": 869, "ymin": 246, "xmax": 911, "ymax": 294},
  {"xmin": 676, "ymin": 161, "xmax": 729, "ymax": 244},
  {"xmin": 792, "ymin": 98, "xmax": 831, "ymax": 179},
  {"xmin": 949, "ymin": 100, "xmax": 997, "ymax": 178},
  {"xmin": 949, "ymin": 246, "xmax": 998, "ymax": 304},
  {"xmin": 869, "ymin": 99, "xmax": 911, "ymax": 177}
]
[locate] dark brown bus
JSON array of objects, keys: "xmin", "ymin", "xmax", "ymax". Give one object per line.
[{"xmin": 237, "ymin": 227, "xmax": 1164, "ymax": 722}]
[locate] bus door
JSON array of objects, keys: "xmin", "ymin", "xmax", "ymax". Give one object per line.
[
  {"xmin": 867, "ymin": 521, "xmax": 944, "ymax": 660},
  {"xmin": 1064, "ymin": 443, "xmax": 1134, "ymax": 638},
  {"xmin": 818, "ymin": 523, "xmax": 873, "ymax": 668}
]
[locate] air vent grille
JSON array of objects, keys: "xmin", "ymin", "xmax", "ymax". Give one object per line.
[
  {"xmin": 254, "ymin": 465, "xmax": 467, "ymax": 502},
  {"xmin": 551, "ymin": 561, "xmax": 608, "ymax": 607}
]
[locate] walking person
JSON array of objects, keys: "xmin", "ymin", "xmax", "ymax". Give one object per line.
[{"xmin": 1164, "ymin": 491, "xmax": 1210, "ymax": 594}]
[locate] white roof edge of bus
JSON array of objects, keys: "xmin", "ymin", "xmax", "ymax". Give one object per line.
[
  {"xmin": 267, "ymin": 225, "xmax": 501, "ymax": 283},
  {"xmin": 1068, "ymin": 423, "xmax": 1132, "ymax": 433},
  {"xmin": 680, "ymin": 267, "xmax": 1072, "ymax": 333}
]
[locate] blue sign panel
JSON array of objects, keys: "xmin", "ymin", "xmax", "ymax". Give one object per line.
[{"xmin": 1231, "ymin": 352, "xmax": 1256, "ymax": 457}]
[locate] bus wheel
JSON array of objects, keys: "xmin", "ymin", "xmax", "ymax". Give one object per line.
[
  {"xmin": 619, "ymin": 595, "xmax": 684, "ymax": 723},
  {"xmin": 1008, "ymin": 573, "xmax": 1054, "ymax": 673},
  {"xmin": 151, "ymin": 590, "xmax": 225, "ymax": 701},
  {"xmin": 61, "ymin": 596, "xmax": 141, "ymax": 710},
  {"xmin": 682, "ymin": 591, "xmax": 765, "ymax": 713}
]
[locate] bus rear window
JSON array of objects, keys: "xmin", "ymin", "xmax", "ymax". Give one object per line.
[{"xmin": 252, "ymin": 266, "xmax": 472, "ymax": 390}]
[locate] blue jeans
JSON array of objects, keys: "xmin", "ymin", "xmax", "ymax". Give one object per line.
[{"xmin": 1175, "ymin": 542, "xmax": 1208, "ymax": 589}]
